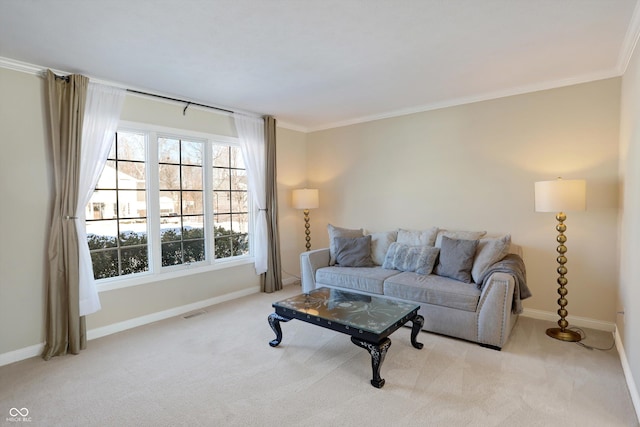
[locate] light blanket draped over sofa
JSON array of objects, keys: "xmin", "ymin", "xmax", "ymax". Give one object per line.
[{"xmin": 300, "ymin": 225, "xmax": 531, "ymax": 349}]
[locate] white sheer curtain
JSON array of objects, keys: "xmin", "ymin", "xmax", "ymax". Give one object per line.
[
  {"xmin": 234, "ymin": 114, "xmax": 268, "ymax": 275},
  {"xmin": 76, "ymin": 82, "xmax": 126, "ymax": 316}
]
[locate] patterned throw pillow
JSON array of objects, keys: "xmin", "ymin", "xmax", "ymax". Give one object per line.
[{"xmin": 382, "ymin": 242, "xmax": 440, "ymax": 275}]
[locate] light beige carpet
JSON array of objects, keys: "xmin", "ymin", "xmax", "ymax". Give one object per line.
[{"xmin": 0, "ymin": 284, "xmax": 637, "ymax": 427}]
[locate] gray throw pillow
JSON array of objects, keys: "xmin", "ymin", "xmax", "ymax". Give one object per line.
[
  {"xmin": 382, "ymin": 242, "xmax": 440, "ymax": 275},
  {"xmin": 334, "ymin": 235, "xmax": 373, "ymax": 267},
  {"xmin": 328, "ymin": 224, "xmax": 364, "ymax": 265},
  {"xmin": 434, "ymin": 236, "xmax": 479, "ymax": 283}
]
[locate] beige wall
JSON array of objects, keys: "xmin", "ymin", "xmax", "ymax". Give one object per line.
[
  {"xmin": 306, "ymin": 79, "xmax": 621, "ymax": 324},
  {"xmin": 0, "ymin": 68, "xmax": 49, "ymax": 354},
  {"xmin": 0, "ymin": 67, "xmax": 305, "ymax": 356},
  {"xmin": 619, "ymin": 35, "xmax": 640, "ymax": 406}
]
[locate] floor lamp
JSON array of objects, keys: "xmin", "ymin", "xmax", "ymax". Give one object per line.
[
  {"xmin": 292, "ymin": 188, "xmax": 319, "ymax": 251},
  {"xmin": 534, "ymin": 178, "xmax": 586, "ymax": 342}
]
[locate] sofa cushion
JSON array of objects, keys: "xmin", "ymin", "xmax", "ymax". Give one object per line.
[
  {"xmin": 334, "ymin": 235, "xmax": 373, "ymax": 267},
  {"xmin": 368, "ymin": 230, "xmax": 398, "ymax": 265},
  {"xmin": 316, "ymin": 266, "xmax": 401, "ymax": 295},
  {"xmin": 382, "ymin": 242, "xmax": 440, "ymax": 275},
  {"xmin": 383, "ymin": 271, "xmax": 481, "ymax": 312},
  {"xmin": 434, "ymin": 236, "xmax": 479, "ymax": 283},
  {"xmin": 471, "ymin": 234, "xmax": 512, "ymax": 283},
  {"xmin": 328, "ymin": 224, "xmax": 364, "ymax": 266},
  {"xmin": 397, "ymin": 227, "xmax": 439, "ymax": 247},
  {"xmin": 435, "ymin": 229, "xmax": 487, "ymax": 248}
]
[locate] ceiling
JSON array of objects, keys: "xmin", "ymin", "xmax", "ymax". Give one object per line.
[{"xmin": 1, "ymin": 0, "xmax": 639, "ymax": 132}]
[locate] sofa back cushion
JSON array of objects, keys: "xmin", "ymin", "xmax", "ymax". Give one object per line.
[{"xmin": 397, "ymin": 227, "xmax": 439, "ymax": 247}]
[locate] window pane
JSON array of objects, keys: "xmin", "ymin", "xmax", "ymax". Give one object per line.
[
  {"xmin": 161, "ymin": 222, "xmax": 182, "ymax": 242},
  {"xmin": 213, "ymin": 191, "xmax": 231, "ymax": 214},
  {"xmin": 212, "ymin": 168, "xmax": 230, "ymax": 191},
  {"xmin": 87, "ymin": 220, "xmax": 117, "ymax": 248},
  {"xmin": 87, "ymin": 191, "xmax": 117, "ymax": 219},
  {"xmin": 117, "ymin": 132, "xmax": 145, "ymax": 161},
  {"xmin": 233, "ymin": 234, "xmax": 249, "ymax": 256},
  {"xmin": 119, "ymin": 220, "xmax": 147, "ymax": 247},
  {"xmin": 158, "ymin": 138, "xmax": 180, "ymax": 163},
  {"xmin": 182, "ymin": 165, "xmax": 202, "ymax": 190},
  {"xmin": 183, "ymin": 216, "xmax": 204, "ymax": 239},
  {"xmin": 230, "ymin": 192, "xmax": 248, "ymax": 213},
  {"xmin": 95, "ymin": 160, "xmax": 117, "ymax": 189},
  {"xmin": 230, "ymin": 146, "xmax": 244, "ymax": 169},
  {"xmin": 212, "ymin": 146, "xmax": 230, "ymax": 167},
  {"xmin": 160, "ymin": 190, "xmax": 181, "ymax": 215},
  {"xmin": 231, "ymin": 214, "xmax": 249, "ymax": 234},
  {"xmin": 159, "ymin": 164, "xmax": 180, "ymax": 190},
  {"xmin": 118, "ymin": 190, "xmax": 146, "ymax": 218},
  {"xmin": 230, "ymin": 169, "xmax": 247, "ymax": 191},
  {"xmin": 162, "ymin": 242, "xmax": 182, "ymax": 266},
  {"xmin": 118, "ymin": 160, "xmax": 146, "ymax": 182},
  {"xmin": 91, "ymin": 250, "xmax": 119, "ymax": 279},
  {"xmin": 182, "ymin": 141, "xmax": 203, "ymax": 165},
  {"xmin": 214, "ymin": 214, "xmax": 232, "ymax": 235},
  {"xmin": 121, "ymin": 246, "xmax": 149, "ymax": 275},
  {"xmin": 184, "ymin": 240, "xmax": 205, "ymax": 263},
  {"xmin": 182, "ymin": 191, "xmax": 203, "ymax": 215}
]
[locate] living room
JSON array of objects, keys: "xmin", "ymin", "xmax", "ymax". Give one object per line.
[{"xmin": 1, "ymin": 1, "xmax": 639, "ymax": 425}]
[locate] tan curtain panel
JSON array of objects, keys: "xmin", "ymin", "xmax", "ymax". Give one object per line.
[
  {"xmin": 42, "ymin": 70, "xmax": 89, "ymax": 360},
  {"xmin": 262, "ymin": 116, "xmax": 282, "ymax": 293}
]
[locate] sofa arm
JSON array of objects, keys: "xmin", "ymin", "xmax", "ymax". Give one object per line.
[
  {"xmin": 300, "ymin": 248, "xmax": 330, "ymax": 293},
  {"xmin": 476, "ymin": 271, "xmax": 516, "ymax": 349}
]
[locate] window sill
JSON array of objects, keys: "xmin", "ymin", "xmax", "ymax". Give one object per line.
[{"xmin": 96, "ymin": 256, "xmax": 255, "ymax": 293}]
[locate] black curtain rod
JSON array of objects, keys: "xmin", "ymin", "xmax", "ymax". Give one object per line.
[{"xmin": 126, "ymin": 89, "xmax": 235, "ymax": 115}]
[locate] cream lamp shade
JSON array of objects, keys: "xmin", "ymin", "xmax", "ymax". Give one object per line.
[
  {"xmin": 534, "ymin": 178, "xmax": 586, "ymax": 212},
  {"xmin": 292, "ymin": 188, "xmax": 319, "ymax": 210}
]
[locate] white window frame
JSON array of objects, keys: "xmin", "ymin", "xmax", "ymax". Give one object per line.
[{"xmin": 95, "ymin": 121, "xmax": 254, "ymax": 293}]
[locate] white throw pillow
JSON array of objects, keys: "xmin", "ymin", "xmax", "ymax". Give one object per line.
[
  {"xmin": 397, "ymin": 227, "xmax": 439, "ymax": 247},
  {"xmin": 471, "ymin": 234, "xmax": 512, "ymax": 283},
  {"xmin": 368, "ymin": 231, "xmax": 398, "ymax": 265}
]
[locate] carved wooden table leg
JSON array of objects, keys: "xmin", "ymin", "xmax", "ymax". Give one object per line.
[
  {"xmin": 268, "ymin": 313, "xmax": 291, "ymax": 347},
  {"xmin": 351, "ymin": 337, "xmax": 392, "ymax": 388},
  {"xmin": 410, "ymin": 314, "xmax": 424, "ymax": 349}
]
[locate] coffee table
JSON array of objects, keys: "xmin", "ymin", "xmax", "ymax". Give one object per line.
[{"xmin": 268, "ymin": 287, "xmax": 424, "ymax": 388}]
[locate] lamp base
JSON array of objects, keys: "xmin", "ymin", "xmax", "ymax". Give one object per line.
[{"xmin": 546, "ymin": 327, "xmax": 581, "ymax": 342}]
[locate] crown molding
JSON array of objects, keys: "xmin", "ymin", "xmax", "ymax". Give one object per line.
[
  {"xmin": 617, "ymin": 0, "xmax": 640, "ymax": 74},
  {"xmin": 307, "ymin": 68, "xmax": 621, "ymax": 133}
]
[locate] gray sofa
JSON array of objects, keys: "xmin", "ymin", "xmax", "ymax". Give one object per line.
[{"xmin": 300, "ymin": 227, "xmax": 529, "ymax": 350}]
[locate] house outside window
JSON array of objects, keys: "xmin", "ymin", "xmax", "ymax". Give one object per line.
[{"xmin": 86, "ymin": 126, "xmax": 251, "ymax": 282}]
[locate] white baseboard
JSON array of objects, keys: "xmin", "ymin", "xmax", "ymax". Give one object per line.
[
  {"xmin": 521, "ymin": 308, "xmax": 616, "ymax": 332},
  {"xmin": 615, "ymin": 327, "xmax": 640, "ymax": 424},
  {"xmin": 0, "ymin": 286, "xmax": 260, "ymax": 367},
  {"xmin": 0, "ymin": 343, "xmax": 44, "ymax": 367},
  {"xmin": 87, "ymin": 285, "xmax": 260, "ymax": 340}
]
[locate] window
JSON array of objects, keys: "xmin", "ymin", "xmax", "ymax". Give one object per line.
[
  {"xmin": 86, "ymin": 131, "xmax": 148, "ymax": 279},
  {"xmin": 212, "ymin": 146, "xmax": 249, "ymax": 258},
  {"xmin": 86, "ymin": 126, "xmax": 251, "ymax": 282},
  {"xmin": 158, "ymin": 137, "xmax": 205, "ymax": 266}
]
